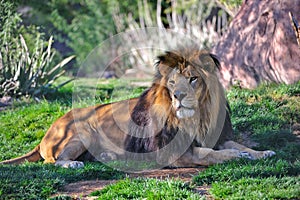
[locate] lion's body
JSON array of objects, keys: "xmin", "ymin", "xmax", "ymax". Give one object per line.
[{"xmin": 1, "ymin": 49, "xmax": 275, "ymax": 168}]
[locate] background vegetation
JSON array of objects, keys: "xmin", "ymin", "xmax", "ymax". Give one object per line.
[
  {"xmin": 8, "ymin": 0, "xmax": 235, "ymax": 77},
  {"xmin": 0, "ymin": 1, "xmax": 73, "ymax": 98}
]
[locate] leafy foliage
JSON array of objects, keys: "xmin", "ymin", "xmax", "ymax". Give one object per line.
[
  {"xmin": 49, "ymin": 0, "xmax": 115, "ymax": 66},
  {"xmin": 17, "ymin": 0, "xmax": 226, "ymax": 76},
  {"xmin": 0, "ymin": 2, "xmax": 74, "ymax": 98}
]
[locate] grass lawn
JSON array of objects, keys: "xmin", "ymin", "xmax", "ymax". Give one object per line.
[{"xmin": 0, "ymin": 78, "xmax": 299, "ymax": 199}]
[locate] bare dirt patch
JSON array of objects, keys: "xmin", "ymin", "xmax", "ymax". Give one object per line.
[
  {"xmin": 52, "ymin": 167, "xmax": 208, "ymax": 199},
  {"xmin": 53, "ymin": 180, "xmax": 117, "ymax": 199}
]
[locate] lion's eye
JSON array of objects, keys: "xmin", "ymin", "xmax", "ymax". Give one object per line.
[
  {"xmin": 189, "ymin": 77, "xmax": 198, "ymax": 85},
  {"xmin": 168, "ymin": 80, "xmax": 175, "ymax": 86}
]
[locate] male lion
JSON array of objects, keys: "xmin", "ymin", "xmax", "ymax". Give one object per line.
[{"xmin": 1, "ymin": 49, "xmax": 275, "ymax": 168}]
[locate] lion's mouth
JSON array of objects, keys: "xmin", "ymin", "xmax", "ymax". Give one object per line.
[
  {"xmin": 173, "ymin": 100, "xmax": 195, "ymax": 118},
  {"xmin": 175, "ymin": 106, "xmax": 195, "ymax": 118},
  {"xmin": 175, "ymin": 105, "xmax": 190, "ymax": 110}
]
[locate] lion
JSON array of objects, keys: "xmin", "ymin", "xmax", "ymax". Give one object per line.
[{"xmin": 0, "ymin": 48, "xmax": 275, "ymax": 169}]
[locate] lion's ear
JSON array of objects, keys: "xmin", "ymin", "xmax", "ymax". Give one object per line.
[
  {"xmin": 209, "ymin": 54, "xmax": 220, "ymax": 70},
  {"xmin": 157, "ymin": 51, "xmax": 182, "ymax": 76},
  {"xmin": 199, "ymin": 53, "xmax": 220, "ymax": 73},
  {"xmin": 157, "ymin": 63, "xmax": 172, "ymax": 76}
]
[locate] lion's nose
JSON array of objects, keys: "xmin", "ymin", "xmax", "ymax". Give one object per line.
[{"xmin": 174, "ymin": 90, "xmax": 187, "ymax": 101}]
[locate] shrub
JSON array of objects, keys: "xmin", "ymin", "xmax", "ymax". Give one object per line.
[
  {"xmin": 22, "ymin": 1, "xmax": 227, "ymax": 77},
  {"xmin": 0, "ymin": 2, "xmax": 74, "ymax": 98}
]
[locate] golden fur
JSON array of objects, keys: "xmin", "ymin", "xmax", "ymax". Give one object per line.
[{"xmin": 0, "ymin": 49, "xmax": 275, "ymax": 168}]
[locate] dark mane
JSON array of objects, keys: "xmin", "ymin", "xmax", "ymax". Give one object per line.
[{"xmin": 125, "ymin": 88, "xmax": 178, "ymax": 153}]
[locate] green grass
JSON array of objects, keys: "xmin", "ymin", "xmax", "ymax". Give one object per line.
[
  {"xmin": 193, "ymin": 159, "xmax": 300, "ymax": 185},
  {"xmin": 0, "ymin": 100, "xmax": 68, "ymax": 161},
  {"xmin": 228, "ymin": 82, "xmax": 300, "ymax": 135},
  {"xmin": 0, "ymin": 162, "xmax": 123, "ymax": 199},
  {"xmin": 210, "ymin": 177, "xmax": 300, "ymax": 200},
  {"xmin": 89, "ymin": 178, "xmax": 202, "ymax": 200},
  {"xmin": 0, "ymin": 78, "xmax": 300, "ymax": 199}
]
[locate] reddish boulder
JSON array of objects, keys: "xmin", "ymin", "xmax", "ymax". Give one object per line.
[{"xmin": 212, "ymin": 0, "xmax": 300, "ymax": 88}]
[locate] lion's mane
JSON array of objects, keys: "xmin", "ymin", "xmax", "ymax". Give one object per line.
[{"xmin": 125, "ymin": 49, "xmax": 233, "ymax": 157}]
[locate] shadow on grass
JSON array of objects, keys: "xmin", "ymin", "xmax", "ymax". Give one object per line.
[{"xmin": 0, "ymin": 162, "xmax": 124, "ymax": 199}]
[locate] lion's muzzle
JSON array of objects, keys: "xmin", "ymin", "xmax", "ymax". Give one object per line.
[{"xmin": 173, "ymin": 97, "xmax": 196, "ymax": 119}]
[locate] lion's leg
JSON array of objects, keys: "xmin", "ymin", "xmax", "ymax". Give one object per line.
[
  {"xmin": 54, "ymin": 139, "xmax": 87, "ymax": 168},
  {"xmin": 173, "ymin": 147, "xmax": 249, "ymax": 167},
  {"xmin": 219, "ymin": 140, "xmax": 275, "ymax": 160},
  {"xmin": 191, "ymin": 147, "xmax": 251, "ymax": 166}
]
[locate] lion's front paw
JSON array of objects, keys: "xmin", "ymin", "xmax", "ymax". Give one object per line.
[
  {"xmin": 55, "ymin": 160, "xmax": 84, "ymax": 168},
  {"xmin": 99, "ymin": 152, "xmax": 117, "ymax": 161},
  {"xmin": 238, "ymin": 151, "xmax": 254, "ymax": 160},
  {"xmin": 249, "ymin": 150, "xmax": 276, "ymax": 160},
  {"xmin": 261, "ymin": 150, "xmax": 276, "ymax": 159},
  {"xmin": 237, "ymin": 150, "xmax": 276, "ymax": 160}
]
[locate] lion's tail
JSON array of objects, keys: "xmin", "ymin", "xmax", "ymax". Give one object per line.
[{"xmin": 0, "ymin": 145, "xmax": 42, "ymax": 165}]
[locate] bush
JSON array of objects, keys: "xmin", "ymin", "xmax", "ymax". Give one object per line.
[
  {"xmin": 0, "ymin": 2, "xmax": 74, "ymax": 98},
  {"xmin": 20, "ymin": 1, "xmax": 227, "ymax": 77},
  {"xmin": 49, "ymin": 0, "xmax": 117, "ymax": 70}
]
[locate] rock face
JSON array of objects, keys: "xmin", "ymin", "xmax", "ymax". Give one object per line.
[{"xmin": 212, "ymin": 0, "xmax": 300, "ymax": 88}]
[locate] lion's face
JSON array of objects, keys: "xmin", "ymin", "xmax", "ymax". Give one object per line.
[
  {"xmin": 157, "ymin": 50, "xmax": 219, "ymax": 119},
  {"xmin": 167, "ymin": 66, "xmax": 203, "ymax": 118}
]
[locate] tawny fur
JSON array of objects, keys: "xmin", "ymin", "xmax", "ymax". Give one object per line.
[{"xmin": 0, "ymin": 48, "xmax": 275, "ymax": 168}]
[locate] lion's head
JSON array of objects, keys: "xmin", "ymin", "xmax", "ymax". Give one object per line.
[
  {"xmin": 127, "ymin": 48, "xmax": 228, "ymax": 155},
  {"xmin": 154, "ymin": 49, "xmax": 221, "ymax": 119}
]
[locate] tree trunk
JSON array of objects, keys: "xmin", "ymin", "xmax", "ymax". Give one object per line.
[{"xmin": 212, "ymin": 0, "xmax": 300, "ymax": 88}]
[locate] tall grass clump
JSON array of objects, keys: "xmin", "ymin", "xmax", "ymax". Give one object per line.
[{"xmin": 0, "ymin": 1, "xmax": 74, "ymax": 98}]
